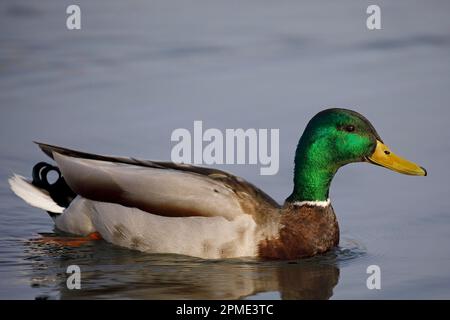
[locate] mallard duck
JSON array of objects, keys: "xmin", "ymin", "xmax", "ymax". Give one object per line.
[{"xmin": 9, "ymin": 109, "xmax": 426, "ymax": 260}]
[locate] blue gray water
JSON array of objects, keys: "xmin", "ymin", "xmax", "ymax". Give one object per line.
[{"xmin": 1, "ymin": 0, "xmax": 450, "ymax": 299}]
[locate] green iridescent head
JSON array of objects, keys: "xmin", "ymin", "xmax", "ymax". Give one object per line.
[{"xmin": 287, "ymin": 108, "xmax": 426, "ymax": 203}]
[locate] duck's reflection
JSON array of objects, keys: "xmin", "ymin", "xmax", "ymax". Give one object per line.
[{"xmin": 24, "ymin": 234, "xmax": 340, "ymax": 300}]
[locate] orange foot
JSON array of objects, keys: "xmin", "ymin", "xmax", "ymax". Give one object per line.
[{"xmin": 34, "ymin": 232, "xmax": 103, "ymax": 247}]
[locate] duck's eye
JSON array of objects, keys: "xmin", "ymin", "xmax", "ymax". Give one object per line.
[{"xmin": 345, "ymin": 125, "xmax": 355, "ymax": 132}]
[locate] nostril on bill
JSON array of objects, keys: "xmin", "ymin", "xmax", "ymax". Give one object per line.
[{"xmin": 384, "ymin": 150, "xmax": 390, "ymax": 155}]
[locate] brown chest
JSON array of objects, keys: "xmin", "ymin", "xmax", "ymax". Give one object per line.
[{"xmin": 257, "ymin": 204, "xmax": 339, "ymax": 260}]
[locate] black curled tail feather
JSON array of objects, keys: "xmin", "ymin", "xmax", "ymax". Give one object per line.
[{"xmin": 32, "ymin": 162, "xmax": 77, "ymax": 209}]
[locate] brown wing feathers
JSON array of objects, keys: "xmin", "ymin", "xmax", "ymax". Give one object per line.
[{"xmin": 35, "ymin": 142, "xmax": 280, "ymax": 219}]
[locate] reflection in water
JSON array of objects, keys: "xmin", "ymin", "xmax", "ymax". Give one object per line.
[{"xmin": 23, "ymin": 233, "xmax": 365, "ymax": 300}]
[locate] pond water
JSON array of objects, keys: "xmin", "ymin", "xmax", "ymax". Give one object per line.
[{"xmin": 1, "ymin": 0, "xmax": 450, "ymax": 299}]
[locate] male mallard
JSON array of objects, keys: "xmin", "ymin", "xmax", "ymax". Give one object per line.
[{"xmin": 9, "ymin": 109, "xmax": 426, "ymax": 260}]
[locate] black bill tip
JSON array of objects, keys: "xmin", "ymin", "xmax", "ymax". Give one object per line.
[{"xmin": 420, "ymin": 166, "xmax": 427, "ymax": 176}]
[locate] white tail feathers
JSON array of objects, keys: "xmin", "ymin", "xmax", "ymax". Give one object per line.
[{"xmin": 8, "ymin": 174, "xmax": 65, "ymax": 214}]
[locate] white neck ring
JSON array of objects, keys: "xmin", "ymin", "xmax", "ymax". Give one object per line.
[{"xmin": 291, "ymin": 198, "xmax": 331, "ymax": 208}]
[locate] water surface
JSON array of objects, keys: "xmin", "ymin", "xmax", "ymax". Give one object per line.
[{"xmin": 1, "ymin": 0, "xmax": 450, "ymax": 299}]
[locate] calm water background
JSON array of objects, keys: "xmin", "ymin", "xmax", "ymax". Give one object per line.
[{"xmin": 1, "ymin": 0, "xmax": 450, "ymax": 299}]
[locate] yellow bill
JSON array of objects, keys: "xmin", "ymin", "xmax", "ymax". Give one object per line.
[{"xmin": 367, "ymin": 140, "xmax": 427, "ymax": 176}]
